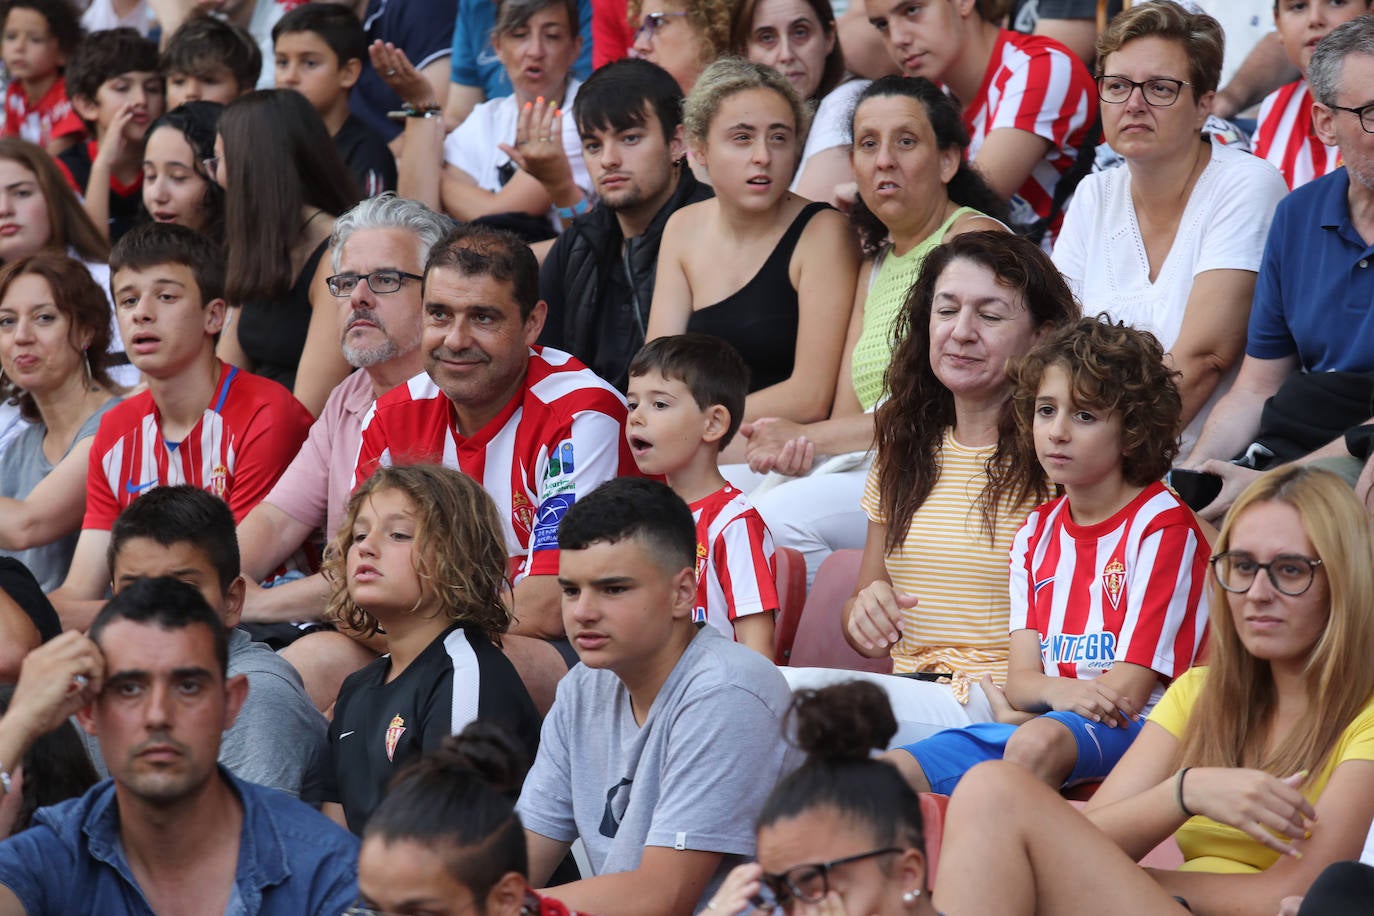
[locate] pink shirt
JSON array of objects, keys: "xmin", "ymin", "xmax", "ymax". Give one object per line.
[{"xmin": 266, "ymin": 368, "xmax": 375, "ymax": 543}]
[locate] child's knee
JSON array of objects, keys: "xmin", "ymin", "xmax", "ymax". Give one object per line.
[{"xmin": 1003, "ymin": 718, "xmax": 1077, "ymax": 782}]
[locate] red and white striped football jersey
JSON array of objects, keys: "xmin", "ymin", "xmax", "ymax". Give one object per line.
[
  {"xmin": 688, "ymin": 484, "xmax": 778, "ymax": 639},
  {"xmin": 964, "ymin": 29, "xmax": 1097, "ymax": 240},
  {"xmin": 84, "ymin": 363, "xmax": 313, "ymax": 530},
  {"xmin": 353, "ymin": 347, "xmax": 635, "ymax": 579},
  {"xmin": 1254, "ymin": 80, "xmax": 1341, "ymax": 191},
  {"xmin": 1008, "ymin": 481, "xmax": 1209, "ymax": 707}
]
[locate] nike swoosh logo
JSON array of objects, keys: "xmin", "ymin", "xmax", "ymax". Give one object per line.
[
  {"xmin": 124, "ymin": 479, "xmax": 158, "ymax": 495},
  {"xmin": 339, "ymin": 731, "xmax": 356, "ymax": 739}
]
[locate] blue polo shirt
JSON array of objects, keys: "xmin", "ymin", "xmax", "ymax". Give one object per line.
[
  {"xmin": 0, "ymin": 770, "xmax": 358, "ymax": 914},
  {"xmin": 1248, "ymin": 167, "xmax": 1374, "ymax": 372},
  {"xmin": 448, "ymin": 0, "xmax": 593, "ymax": 99}
]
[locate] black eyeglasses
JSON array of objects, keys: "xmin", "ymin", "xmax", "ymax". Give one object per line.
[
  {"xmin": 1209, "ymin": 552, "xmax": 1324, "ymax": 597},
  {"xmin": 763, "ymin": 847, "xmax": 902, "ymax": 908},
  {"xmin": 1326, "ymin": 101, "xmax": 1374, "ymax": 133},
  {"xmin": 345, "ymin": 899, "xmax": 478, "ymax": 916},
  {"xmin": 326, "ymin": 270, "xmax": 424, "ymax": 297},
  {"xmin": 1096, "ymin": 75, "xmax": 1191, "ymax": 107},
  {"xmin": 634, "ymin": 10, "xmax": 688, "ymax": 39}
]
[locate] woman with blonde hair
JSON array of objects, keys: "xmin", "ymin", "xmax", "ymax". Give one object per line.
[{"xmin": 932, "ymin": 465, "xmax": 1374, "ymax": 914}]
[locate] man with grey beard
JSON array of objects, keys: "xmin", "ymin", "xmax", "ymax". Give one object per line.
[{"xmin": 230, "ymin": 193, "xmax": 442, "ymax": 709}]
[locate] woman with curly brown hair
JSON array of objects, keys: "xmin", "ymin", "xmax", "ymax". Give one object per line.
[
  {"xmin": 628, "ymin": 0, "xmax": 732, "ymax": 94},
  {"xmin": 318, "ymin": 464, "xmax": 541, "ymax": 835},
  {"xmin": 821, "ymin": 232, "xmax": 1076, "ymax": 743},
  {"xmin": 883, "ymin": 316, "xmax": 1210, "ymax": 798}
]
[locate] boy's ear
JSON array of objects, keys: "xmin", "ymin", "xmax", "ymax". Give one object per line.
[
  {"xmin": 701, "ymin": 404, "xmax": 731, "ymax": 445},
  {"xmin": 669, "ymin": 565, "xmax": 697, "ymax": 620},
  {"xmin": 70, "ymin": 94, "xmax": 100, "ymax": 124},
  {"xmin": 339, "ymin": 56, "xmax": 362, "ymax": 91},
  {"xmin": 203, "ymin": 297, "xmax": 227, "ymax": 338}
]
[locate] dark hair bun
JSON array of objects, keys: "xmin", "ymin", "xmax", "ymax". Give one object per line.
[
  {"xmin": 432, "ymin": 721, "xmax": 530, "ymax": 799},
  {"xmin": 790, "ymin": 681, "xmax": 897, "ymax": 763}
]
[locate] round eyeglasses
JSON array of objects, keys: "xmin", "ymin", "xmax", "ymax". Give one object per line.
[
  {"xmin": 1096, "ymin": 75, "xmax": 1191, "ymax": 107},
  {"xmin": 326, "ymin": 270, "xmax": 424, "ymax": 298},
  {"xmin": 1209, "ymin": 552, "xmax": 1324, "ymax": 597},
  {"xmin": 762, "ymin": 847, "xmax": 902, "ymax": 910}
]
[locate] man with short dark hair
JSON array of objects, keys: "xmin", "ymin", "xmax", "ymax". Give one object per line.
[
  {"xmin": 353, "ymin": 223, "xmax": 635, "ymax": 642},
  {"xmin": 538, "ymin": 58, "xmax": 712, "ymax": 391},
  {"xmin": 517, "ymin": 478, "xmax": 795, "ymax": 916},
  {"xmin": 0, "ymin": 578, "xmax": 358, "ymax": 914}
]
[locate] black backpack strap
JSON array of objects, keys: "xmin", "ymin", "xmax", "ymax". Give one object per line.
[{"xmin": 1021, "ymin": 114, "xmax": 1103, "ymax": 248}]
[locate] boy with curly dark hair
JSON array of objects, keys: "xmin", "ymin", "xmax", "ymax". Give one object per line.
[{"xmin": 884, "ymin": 315, "xmax": 1212, "ymax": 796}]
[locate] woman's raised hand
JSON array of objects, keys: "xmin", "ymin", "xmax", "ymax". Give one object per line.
[
  {"xmin": 369, "ymin": 40, "xmax": 435, "ymax": 109},
  {"xmin": 499, "ymin": 98, "xmax": 576, "ymax": 192},
  {"xmin": 1179, "ymin": 768, "xmax": 1317, "ymax": 857},
  {"xmin": 847, "ymin": 581, "xmax": 916, "ymax": 652}
]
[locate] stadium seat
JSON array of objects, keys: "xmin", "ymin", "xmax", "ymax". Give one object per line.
[
  {"xmin": 772, "ymin": 546, "xmax": 808, "ymax": 665},
  {"xmin": 788, "ymin": 549, "xmax": 893, "ymax": 673},
  {"xmin": 919, "ymin": 793, "xmax": 949, "ymax": 890}
]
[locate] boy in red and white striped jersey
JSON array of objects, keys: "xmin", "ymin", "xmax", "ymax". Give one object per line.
[
  {"xmin": 1254, "ymin": 0, "xmax": 1369, "ymax": 190},
  {"xmin": 884, "ymin": 317, "xmax": 1210, "ymax": 795},
  {"xmin": 49, "ymin": 223, "xmax": 312, "ymax": 631},
  {"xmin": 625, "ymin": 334, "xmax": 778, "ymax": 658}
]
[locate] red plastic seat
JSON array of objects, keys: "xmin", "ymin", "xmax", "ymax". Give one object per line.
[
  {"xmin": 787, "ymin": 549, "xmax": 893, "ymax": 673},
  {"xmin": 772, "ymin": 547, "xmax": 808, "ymax": 665}
]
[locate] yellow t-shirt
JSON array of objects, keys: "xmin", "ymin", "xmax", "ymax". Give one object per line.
[
  {"xmin": 861, "ymin": 429, "xmax": 1023, "ymax": 681},
  {"xmin": 1148, "ymin": 666, "xmax": 1374, "ymax": 873}
]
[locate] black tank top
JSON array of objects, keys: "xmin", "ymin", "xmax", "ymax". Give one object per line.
[
  {"xmin": 236, "ymin": 239, "xmax": 329, "ymax": 392},
  {"xmin": 686, "ymin": 202, "xmax": 830, "ymax": 393}
]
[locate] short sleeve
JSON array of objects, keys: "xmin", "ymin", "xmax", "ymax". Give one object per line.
[
  {"xmin": 1146, "ymin": 666, "xmax": 1205, "ymax": 739},
  {"xmin": 985, "ymin": 42, "xmax": 1091, "ymax": 149},
  {"xmin": 644, "ymin": 684, "xmax": 787, "ymax": 855},
  {"xmin": 1193, "ymin": 156, "xmax": 1288, "ymax": 277},
  {"xmin": 0, "ymin": 822, "xmax": 69, "ymax": 912},
  {"xmin": 1049, "ymin": 169, "xmax": 1097, "ymax": 298},
  {"xmin": 448, "ymin": 3, "xmax": 484, "ymax": 88},
  {"xmin": 861, "ymin": 461, "xmax": 886, "ymax": 524},
  {"xmin": 522, "ymin": 408, "xmax": 626, "ymax": 578},
  {"xmin": 82, "ymin": 423, "xmax": 119, "ymax": 531},
  {"xmin": 352, "ymin": 401, "xmax": 388, "ymax": 489},
  {"xmin": 1245, "ymin": 199, "xmax": 1299, "ymax": 361},
  {"xmin": 713, "ymin": 512, "xmax": 778, "ymax": 620},
  {"xmin": 1006, "ymin": 511, "xmax": 1038, "ymax": 634},
  {"xmin": 1115, "ymin": 519, "xmax": 1209, "ymax": 679},
  {"xmin": 516, "ymin": 689, "xmax": 578, "ymax": 843},
  {"xmin": 265, "ymin": 408, "xmax": 334, "ymax": 530},
  {"xmin": 223, "ymin": 398, "xmax": 312, "ymax": 523}
]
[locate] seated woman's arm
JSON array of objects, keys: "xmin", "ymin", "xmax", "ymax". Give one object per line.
[
  {"xmin": 215, "ymin": 307, "xmax": 252, "ymax": 370},
  {"xmin": 0, "ymin": 437, "xmax": 96, "ymax": 551},
  {"xmin": 1168, "ymin": 269, "xmax": 1255, "ymax": 429},
  {"xmin": 1153, "ymin": 761, "xmax": 1374, "ymax": 915},
  {"xmin": 739, "ymin": 208, "xmax": 858, "ymax": 424},
  {"xmin": 841, "ymin": 520, "xmax": 909, "ymax": 657},
  {"xmin": 292, "ymin": 252, "xmax": 355, "ymax": 419},
  {"xmin": 743, "ymin": 261, "xmax": 872, "ymax": 474},
  {"xmin": 441, "ymin": 164, "xmax": 556, "ymax": 221},
  {"xmin": 644, "ymin": 210, "xmax": 697, "ymax": 341}
]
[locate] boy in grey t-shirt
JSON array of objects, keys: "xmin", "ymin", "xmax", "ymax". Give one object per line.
[{"xmin": 518, "ymin": 478, "xmax": 796, "ymax": 916}]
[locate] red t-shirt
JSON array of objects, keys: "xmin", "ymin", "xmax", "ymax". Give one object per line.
[
  {"xmin": 1, "ymin": 77, "xmax": 80, "ymax": 146},
  {"xmin": 84, "ymin": 362, "xmax": 313, "ymax": 529},
  {"xmin": 688, "ymin": 484, "xmax": 778, "ymax": 638},
  {"xmin": 1254, "ymin": 79, "xmax": 1342, "ymax": 191}
]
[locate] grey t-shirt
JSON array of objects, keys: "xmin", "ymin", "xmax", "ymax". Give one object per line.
[
  {"xmin": 84, "ymin": 627, "xmax": 327, "ymax": 797},
  {"xmin": 0, "ymin": 397, "xmax": 120, "ymax": 591},
  {"xmin": 517, "ymin": 626, "xmax": 798, "ymax": 910}
]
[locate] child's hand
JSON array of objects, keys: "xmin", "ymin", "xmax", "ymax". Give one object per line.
[
  {"xmin": 1048, "ymin": 678, "xmax": 1139, "ymax": 729},
  {"xmin": 94, "ymin": 104, "xmax": 141, "ymax": 166},
  {"xmin": 498, "ymin": 98, "xmax": 575, "ymax": 192},
  {"xmin": 846, "ymin": 582, "xmax": 915, "ymax": 652},
  {"xmin": 1179, "ymin": 768, "xmax": 1315, "ymax": 857}
]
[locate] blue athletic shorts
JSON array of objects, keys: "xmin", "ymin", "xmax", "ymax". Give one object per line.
[{"xmin": 900, "ymin": 710, "xmax": 1144, "ymax": 795}]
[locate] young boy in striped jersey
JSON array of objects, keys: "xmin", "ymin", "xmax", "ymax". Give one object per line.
[
  {"xmin": 48, "ymin": 222, "xmax": 312, "ymax": 631},
  {"xmin": 884, "ymin": 317, "xmax": 1210, "ymax": 794},
  {"xmin": 624, "ymin": 334, "xmax": 778, "ymax": 658}
]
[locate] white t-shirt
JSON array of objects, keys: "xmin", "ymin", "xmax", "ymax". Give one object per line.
[
  {"xmin": 79, "ymin": 0, "xmax": 156, "ymax": 36},
  {"xmin": 1052, "ymin": 141, "xmax": 1287, "ymax": 449},
  {"xmin": 442, "ymin": 79, "xmax": 591, "ymax": 231},
  {"xmin": 791, "ymin": 78, "xmax": 868, "ymax": 193}
]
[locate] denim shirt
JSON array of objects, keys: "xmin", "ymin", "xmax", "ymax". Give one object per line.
[{"xmin": 0, "ymin": 768, "xmax": 358, "ymax": 914}]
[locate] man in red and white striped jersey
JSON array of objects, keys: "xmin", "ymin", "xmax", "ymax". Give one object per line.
[
  {"xmin": 863, "ymin": 0, "xmax": 1096, "ymax": 241},
  {"xmin": 354, "ymin": 223, "xmax": 636, "ymax": 642},
  {"xmin": 1253, "ymin": 0, "xmax": 1368, "ymax": 190},
  {"xmin": 49, "ymin": 223, "xmax": 313, "ymax": 632}
]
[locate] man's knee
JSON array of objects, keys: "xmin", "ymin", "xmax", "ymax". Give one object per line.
[{"xmin": 1003, "ymin": 718, "xmax": 1077, "ymax": 785}]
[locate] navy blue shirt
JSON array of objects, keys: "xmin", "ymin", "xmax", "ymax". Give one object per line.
[
  {"xmin": 1248, "ymin": 167, "xmax": 1374, "ymax": 372},
  {"xmin": 351, "ymin": 0, "xmax": 461, "ymax": 140},
  {"xmin": 0, "ymin": 769, "xmax": 359, "ymax": 914}
]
